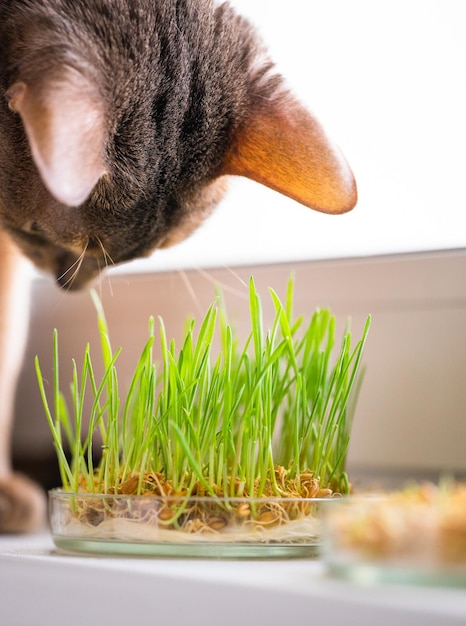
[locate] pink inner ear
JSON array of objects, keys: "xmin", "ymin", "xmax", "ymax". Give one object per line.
[{"xmin": 8, "ymin": 74, "xmax": 107, "ymax": 207}]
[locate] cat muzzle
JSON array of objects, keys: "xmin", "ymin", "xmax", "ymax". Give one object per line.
[{"xmin": 54, "ymin": 251, "xmax": 103, "ymax": 291}]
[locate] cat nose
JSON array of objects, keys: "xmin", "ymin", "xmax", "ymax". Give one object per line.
[{"xmin": 55, "ymin": 252, "xmax": 101, "ymax": 290}]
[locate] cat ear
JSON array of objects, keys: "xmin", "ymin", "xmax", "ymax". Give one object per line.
[
  {"xmin": 222, "ymin": 97, "xmax": 357, "ymax": 214},
  {"xmin": 6, "ymin": 72, "xmax": 107, "ymax": 207}
]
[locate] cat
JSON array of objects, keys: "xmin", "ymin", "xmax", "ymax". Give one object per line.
[{"xmin": 0, "ymin": 0, "xmax": 356, "ymax": 532}]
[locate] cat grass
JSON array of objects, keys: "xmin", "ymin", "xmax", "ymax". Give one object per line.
[{"xmin": 37, "ymin": 276, "xmax": 370, "ymax": 537}]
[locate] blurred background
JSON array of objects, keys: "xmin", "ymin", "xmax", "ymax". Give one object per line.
[{"xmin": 12, "ymin": 0, "xmax": 466, "ymax": 491}]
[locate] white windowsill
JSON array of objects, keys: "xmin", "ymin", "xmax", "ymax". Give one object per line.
[{"xmin": 1, "ymin": 532, "xmax": 465, "ymax": 626}]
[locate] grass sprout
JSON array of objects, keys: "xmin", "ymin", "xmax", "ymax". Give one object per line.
[{"xmin": 36, "ymin": 276, "xmax": 370, "ymax": 501}]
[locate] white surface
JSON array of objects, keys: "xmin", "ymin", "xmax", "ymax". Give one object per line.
[{"xmin": 1, "ymin": 532, "xmax": 466, "ymax": 626}]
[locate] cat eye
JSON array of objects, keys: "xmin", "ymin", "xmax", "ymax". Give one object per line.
[
  {"xmin": 12, "ymin": 221, "xmax": 51, "ymax": 246},
  {"xmin": 23, "ymin": 221, "xmax": 45, "ymax": 236}
]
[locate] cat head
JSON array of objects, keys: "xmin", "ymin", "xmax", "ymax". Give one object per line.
[{"xmin": 0, "ymin": 0, "xmax": 356, "ymax": 289}]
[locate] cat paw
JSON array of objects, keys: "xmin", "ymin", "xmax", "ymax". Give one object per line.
[{"xmin": 0, "ymin": 473, "xmax": 46, "ymax": 533}]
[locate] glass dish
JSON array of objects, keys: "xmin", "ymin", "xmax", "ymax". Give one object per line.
[
  {"xmin": 49, "ymin": 490, "xmax": 337, "ymax": 558},
  {"xmin": 323, "ymin": 488, "xmax": 466, "ymax": 587}
]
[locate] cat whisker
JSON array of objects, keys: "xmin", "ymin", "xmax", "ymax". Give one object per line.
[
  {"xmin": 193, "ymin": 266, "xmax": 248, "ymax": 299},
  {"xmin": 94, "ymin": 236, "xmax": 115, "ymax": 298},
  {"xmin": 178, "ymin": 269, "xmax": 203, "ymax": 315},
  {"xmin": 94, "ymin": 236, "xmax": 115, "ymax": 269},
  {"xmin": 56, "ymin": 244, "xmax": 88, "ymax": 291},
  {"xmin": 94, "ymin": 256, "xmax": 108, "ymax": 300},
  {"xmin": 222, "ymin": 265, "xmax": 249, "ymax": 289}
]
